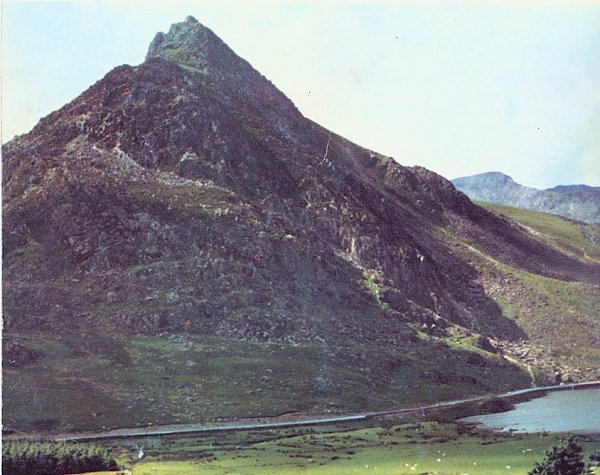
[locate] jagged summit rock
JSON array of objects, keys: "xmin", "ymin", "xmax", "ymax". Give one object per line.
[
  {"xmin": 145, "ymin": 15, "xmax": 286, "ymax": 108},
  {"xmin": 184, "ymin": 14, "xmax": 200, "ymax": 24},
  {"xmin": 146, "ymin": 16, "xmax": 237, "ymax": 72}
]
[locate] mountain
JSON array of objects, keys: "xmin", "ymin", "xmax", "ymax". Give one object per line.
[
  {"xmin": 452, "ymin": 172, "xmax": 600, "ymax": 224},
  {"xmin": 3, "ymin": 17, "xmax": 599, "ymax": 433}
]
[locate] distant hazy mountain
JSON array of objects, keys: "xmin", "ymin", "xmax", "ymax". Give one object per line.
[{"xmin": 452, "ymin": 172, "xmax": 600, "ymax": 224}]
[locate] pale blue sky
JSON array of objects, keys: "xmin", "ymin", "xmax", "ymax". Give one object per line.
[{"xmin": 2, "ymin": 1, "xmax": 599, "ymax": 188}]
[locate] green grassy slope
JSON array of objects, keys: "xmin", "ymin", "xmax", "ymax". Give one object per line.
[
  {"xmin": 445, "ymin": 202, "xmax": 600, "ymax": 380},
  {"xmin": 477, "ymin": 201, "xmax": 600, "ymax": 263}
]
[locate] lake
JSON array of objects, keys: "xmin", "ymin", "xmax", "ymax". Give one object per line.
[{"xmin": 460, "ymin": 387, "xmax": 600, "ymax": 433}]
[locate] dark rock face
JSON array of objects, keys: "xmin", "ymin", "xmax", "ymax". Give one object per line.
[
  {"xmin": 452, "ymin": 172, "xmax": 600, "ymax": 224},
  {"xmin": 3, "ymin": 17, "xmax": 597, "ymax": 344}
]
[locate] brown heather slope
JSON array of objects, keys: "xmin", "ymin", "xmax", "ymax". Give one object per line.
[{"xmin": 2, "ymin": 17, "xmax": 598, "ymax": 432}]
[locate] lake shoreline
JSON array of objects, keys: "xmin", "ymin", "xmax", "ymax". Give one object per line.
[{"xmin": 458, "ymin": 386, "xmax": 600, "ymax": 434}]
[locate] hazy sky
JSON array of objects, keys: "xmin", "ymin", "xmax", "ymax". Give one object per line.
[{"xmin": 2, "ymin": 1, "xmax": 599, "ymax": 188}]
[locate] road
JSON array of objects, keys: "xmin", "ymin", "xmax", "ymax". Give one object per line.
[{"xmin": 31, "ymin": 380, "xmax": 598, "ymax": 442}]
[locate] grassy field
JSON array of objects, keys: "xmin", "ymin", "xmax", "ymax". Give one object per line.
[{"xmin": 80, "ymin": 421, "xmax": 599, "ymax": 475}]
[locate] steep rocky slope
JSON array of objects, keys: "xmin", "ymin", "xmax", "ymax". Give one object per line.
[
  {"xmin": 3, "ymin": 17, "xmax": 598, "ymax": 432},
  {"xmin": 452, "ymin": 172, "xmax": 600, "ymax": 224}
]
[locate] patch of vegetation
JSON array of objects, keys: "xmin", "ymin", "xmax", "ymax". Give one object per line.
[
  {"xmin": 479, "ymin": 397, "xmax": 514, "ymax": 414},
  {"xmin": 490, "ymin": 263, "xmax": 599, "ymax": 369},
  {"xmin": 2, "ymin": 440, "xmax": 118, "ymax": 475},
  {"xmin": 529, "ymin": 436, "xmax": 593, "ymax": 475},
  {"xmin": 125, "ymin": 180, "xmax": 242, "ymax": 222}
]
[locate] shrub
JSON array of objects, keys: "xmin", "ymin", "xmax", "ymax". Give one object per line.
[{"xmin": 529, "ymin": 436, "xmax": 592, "ymax": 475}]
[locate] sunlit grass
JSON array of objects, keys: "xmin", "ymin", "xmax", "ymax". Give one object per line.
[
  {"xmin": 126, "ymin": 422, "xmax": 599, "ymax": 475},
  {"xmin": 477, "ymin": 201, "xmax": 600, "ymax": 263}
]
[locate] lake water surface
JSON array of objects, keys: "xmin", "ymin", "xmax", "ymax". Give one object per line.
[{"xmin": 461, "ymin": 388, "xmax": 600, "ymax": 433}]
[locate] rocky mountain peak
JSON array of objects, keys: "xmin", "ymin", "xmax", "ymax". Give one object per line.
[
  {"xmin": 3, "ymin": 15, "xmax": 597, "ymax": 377},
  {"xmin": 472, "ymin": 171, "xmax": 515, "ymax": 184},
  {"xmin": 453, "ymin": 171, "xmax": 519, "ymax": 193},
  {"xmin": 145, "ymin": 15, "xmax": 250, "ymax": 79}
]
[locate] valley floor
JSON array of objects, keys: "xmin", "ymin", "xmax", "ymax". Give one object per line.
[{"xmin": 78, "ymin": 421, "xmax": 600, "ymax": 475}]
